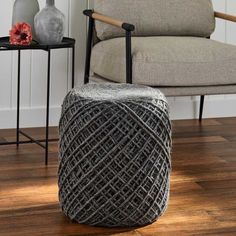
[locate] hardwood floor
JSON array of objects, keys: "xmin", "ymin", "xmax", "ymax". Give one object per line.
[{"xmin": 0, "ymin": 118, "xmax": 235, "ymax": 236}]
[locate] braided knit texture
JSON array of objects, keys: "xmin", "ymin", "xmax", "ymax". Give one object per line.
[{"xmin": 58, "ymin": 84, "xmax": 172, "ymax": 227}]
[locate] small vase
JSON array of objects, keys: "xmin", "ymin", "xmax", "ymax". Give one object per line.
[
  {"xmin": 12, "ymin": 0, "xmax": 39, "ymax": 39},
  {"xmin": 34, "ymin": 0, "xmax": 65, "ymax": 45}
]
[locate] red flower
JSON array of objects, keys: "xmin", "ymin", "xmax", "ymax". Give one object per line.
[{"xmin": 9, "ymin": 22, "xmax": 32, "ymax": 45}]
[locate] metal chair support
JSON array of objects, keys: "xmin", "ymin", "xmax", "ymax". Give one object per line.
[{"xmin": 199, "ymin": 95, "xmax": 205, "ymax": 122}]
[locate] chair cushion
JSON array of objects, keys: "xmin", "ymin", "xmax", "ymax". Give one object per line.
[
  {"xmin": 94, "ymin": 0, "xmax": 215, "ymax": 40},
  {"xmin": 91, "ymin": 37, "xmax": 236, "ymax": 87}
]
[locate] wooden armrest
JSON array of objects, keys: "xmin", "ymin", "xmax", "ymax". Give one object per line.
[
  {"xmin": 83, "ymin": 10, "xmax": 135, "ymax": 31},
  {"xmin": 215, "ymin": 11, "xmax": 236, "ymax": 22}
]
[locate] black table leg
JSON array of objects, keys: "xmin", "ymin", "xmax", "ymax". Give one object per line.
[
  {"xmin": 199, "ymin": 95, "xmax": 205, "ymax": 122},
  {"xmin": 72, "ymin": 45, "xmax": 75, "ymax": 89},
  {"xmin": 0, "ymin": 37, "xmax": 76, "ymax": 164},
  {"xmin": 16, "ymin": 50, "xmax": 21, "ymax": 147},
  {"xmin": 45, "ymin": 49, "xmax": 51, "ymax": 165}
]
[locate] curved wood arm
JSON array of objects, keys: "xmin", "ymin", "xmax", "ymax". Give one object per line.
[
  {"xmin": 83, "ymin": 10, "xmax": 135, "ymax": 31},
  {"xmin": 215, "ymin": 11, "xmax": 236, "ymax": 22}
]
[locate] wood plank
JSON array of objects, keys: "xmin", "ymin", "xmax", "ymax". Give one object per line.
[{"xmin": 173, "ymin": 136, "xmax": 228, "ymax": 144}]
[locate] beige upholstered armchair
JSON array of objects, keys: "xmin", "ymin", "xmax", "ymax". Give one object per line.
[{"xmin": 83, "ymin": 0, "xmax": 236, "ymax": 121}]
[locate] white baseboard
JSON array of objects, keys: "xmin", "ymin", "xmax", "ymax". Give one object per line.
[
  {"xmin": 0, "ymin": 97, "xmax": 235, "ymax": 129},
  {"xmin": 168, "ymin": 96, "xmax": 236, "ymax": 120},
  {"xmin": 0, "ymin": 106, "xmax": 61, "ymax": 129}
]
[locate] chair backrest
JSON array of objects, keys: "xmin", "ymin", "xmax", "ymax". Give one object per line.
[{"xmin": 94, "ymin": 0, "xmax": 215, "ymax": 40}]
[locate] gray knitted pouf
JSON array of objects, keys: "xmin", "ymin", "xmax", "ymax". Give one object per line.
[{"xmin": 58, "ymin": 83, "xmax": 172, "ymax": 227}]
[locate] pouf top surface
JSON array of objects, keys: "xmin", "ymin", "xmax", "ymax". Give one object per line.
[{"xmin": 72, "ymin": 83, "xmax": 166, "ymax": 101}]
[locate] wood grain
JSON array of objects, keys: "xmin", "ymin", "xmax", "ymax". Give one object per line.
[
  {"xmin": 0, "ymin": 118, "xmax": 236, "ymax": 236},
  {"xmin": 215, "ymin": 11, "xmax": 236, "ymax": 23},
  {"xmin": 92, "ymin": 12, "xmax": 123, "ymax": 28}
]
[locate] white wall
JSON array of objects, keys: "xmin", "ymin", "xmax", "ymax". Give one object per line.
[{"xmin": 0, "ymin": 0, "xmax": 235, "ymax": 129}]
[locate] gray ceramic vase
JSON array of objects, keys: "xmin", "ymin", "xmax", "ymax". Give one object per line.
[
  {"xmin": 34, "ymin": 0, "xmax": 65, "ymax": 45},
  {"xmin": 12, "ymin": 0, "xmax": 40, "ymax": 39}
]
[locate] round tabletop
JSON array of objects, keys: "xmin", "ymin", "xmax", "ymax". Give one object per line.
[{"xmin": 0, "ymin": 37, "xmax": 75, "ymax": 51}]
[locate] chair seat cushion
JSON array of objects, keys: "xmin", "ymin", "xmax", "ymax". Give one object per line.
[{"xmin": 91, "ymin": 37, "xmax": 236, "ymax": 87}]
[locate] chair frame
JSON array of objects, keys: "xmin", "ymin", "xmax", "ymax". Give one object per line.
[
  {"xmin": 83, "ymin": 10, "xmax": 135, "ymax": 84},
  {"xmin": 83, "ymin": 9, "xmax": 236, "ymax": 121}
]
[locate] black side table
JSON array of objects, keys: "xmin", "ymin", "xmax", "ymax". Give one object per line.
[{"xmin": 0, "ymin": 37, "xmax": 76, "ymax": 165}]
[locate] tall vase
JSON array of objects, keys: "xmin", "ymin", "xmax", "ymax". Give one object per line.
[
  {"xmin": 12, "ymin": 0, "xmax": 39, "ymax": 39},
  {"xmin": 34, "ymin": 0, "xmax": 65, "ymax": 44}
]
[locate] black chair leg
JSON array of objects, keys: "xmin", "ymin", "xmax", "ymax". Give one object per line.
[{"xmin": 199, "ymin": 95, "xmax": 205, "ymax": 122}]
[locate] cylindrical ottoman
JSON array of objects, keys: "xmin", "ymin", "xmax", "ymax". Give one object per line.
[{"xmin": 58, "ymin": 84, "xmax": 172, "ymax": 227}]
